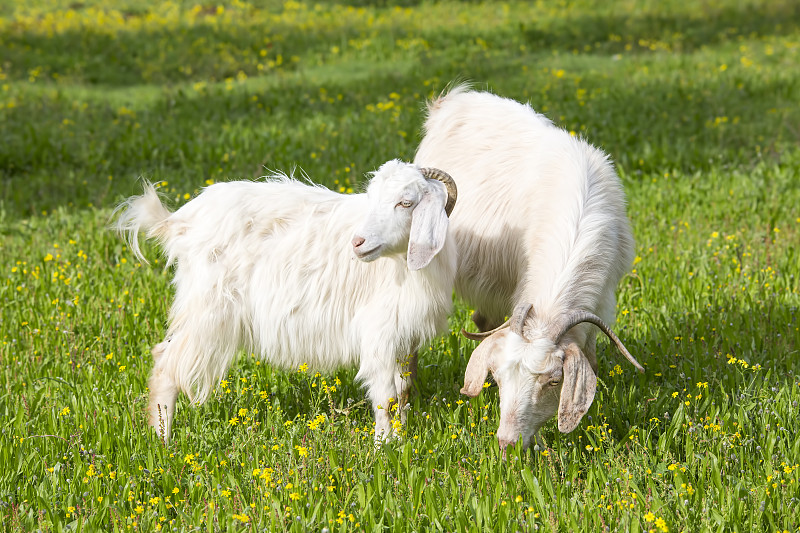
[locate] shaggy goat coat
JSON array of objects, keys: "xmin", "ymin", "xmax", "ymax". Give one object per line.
[
  {"xmin": 116, "ymin": 160, "xmax": 457, "ymax": 441},
  {"xmin": 414, "ymin": 87, "xmax": 636, "ymax": 450}
]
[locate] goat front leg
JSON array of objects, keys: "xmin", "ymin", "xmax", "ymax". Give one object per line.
[
  {"xmin": 395, "ymin": 352, "xmax": 418, "ymax": 426},
  {"xmin": 357, "ymin": 354, "xmax": 399, "ymax": 443}
]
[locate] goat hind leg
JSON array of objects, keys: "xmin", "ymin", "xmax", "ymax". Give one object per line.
[{"xmin": 148, "ymin": 340, "xmax": 178, "ymax": 443}]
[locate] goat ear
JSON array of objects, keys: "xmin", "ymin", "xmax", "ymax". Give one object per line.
[
  {"xmin": 407, "ymin": 183, "xmax": 449, "ymax": 271},
  {"xmin": 461, "ymin": 330, "xmax": 507, "ymax": 397},
  {"xmin": 557, "ymin": 342, "xmax": 597, "ymax": 433}
]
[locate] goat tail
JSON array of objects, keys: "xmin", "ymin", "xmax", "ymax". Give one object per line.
[
  {"xmin": 112, "ymin": 181, "xmax": 173, "ymax": 264},
  {"xmin": 427, "ymin": 80, "xmax": 472, "ymax": 113}
]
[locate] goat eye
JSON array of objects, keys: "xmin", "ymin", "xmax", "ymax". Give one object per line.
[
  {"xmin": 397, "ymin": 200, "xmax": 413, "ymax": 208},
  {"xmin": 549, "ymin": 380, "xmax": 561, "ymax": 386}
]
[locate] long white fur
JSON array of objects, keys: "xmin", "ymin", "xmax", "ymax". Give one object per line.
[
  {"xmin": 115, "ymin": 159, "xmax": 456, "ymax": 442},
  {"xmin": 414, "ymin": 86, "xmax": 634, "ymax": 449}
]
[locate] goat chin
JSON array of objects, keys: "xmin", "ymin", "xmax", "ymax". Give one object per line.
[{"xmin": 114, "ymin": 159, "xmax": 457, "ymax": 443}]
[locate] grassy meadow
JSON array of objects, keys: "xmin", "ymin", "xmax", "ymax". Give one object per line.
[{"xmin": 1, "ymin": 0, "xmax": 799, "ymax": 531}]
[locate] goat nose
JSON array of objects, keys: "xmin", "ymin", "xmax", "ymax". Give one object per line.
[
  {"xmin": 498, "ymin": 438, "xmax": 515, "ymax": 459},
  {"xmin": 352, "ymin": 236, "xmax": 365, "ymax": 248},
  {"xmin": 498, "ymin": 437, "xmax": 515, "ymax": 451}
]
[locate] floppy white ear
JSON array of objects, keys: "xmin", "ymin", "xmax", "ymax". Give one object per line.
[
  {"xmin": 407, "ymin": 182, "xmax": 449, "ymax": 271},
  {"xmin": 461, "ymin": 330, "xmax": 509, "ymax": 397},
  {"xmin": 557, "ymin": 342, "xmax": 597, "ymax": 433}
]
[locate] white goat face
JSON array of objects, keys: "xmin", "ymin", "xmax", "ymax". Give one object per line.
[
  {"xmin": 461, "ymin": 329, "xmax": 598, "ymax": 451},
  {"xmin": 352, "ymin": 159, "xmax": 450, "ymax": 271},
  {"xmin": 493, "ymin": 334, "xmax": 564, "ymax": 450}
]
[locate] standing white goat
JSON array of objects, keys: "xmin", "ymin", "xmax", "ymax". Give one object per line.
[
  {"xmin": 114, "ymin": 159, "xmax": 458, "ymax": 442},
  {"xmin": 414, "ymin": 86, "xmax": 643, "ymax": 451}
]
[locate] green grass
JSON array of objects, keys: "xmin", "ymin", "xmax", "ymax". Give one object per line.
[{"xmin": 1, "ymin": 0, "xmax": 799, "ymax": 531}]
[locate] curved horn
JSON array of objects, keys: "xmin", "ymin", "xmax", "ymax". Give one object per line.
[
  {"xmin": 509, "ymin": 303, "xmax": 533, "ymax": 338},
  {"xmin": 420, "ymin": 167, "xmax": 457, "ymax": 217},
  {"xmin": 460, "ymin": 303, "xmax": 536, "ymax": 341},
  {"xmin": 460, "ymin": 319, "xmax": 510, "ymax": 341},
  {"xmin": 548, "ymin": 311, "xmax": 644, "ymax": 373}
]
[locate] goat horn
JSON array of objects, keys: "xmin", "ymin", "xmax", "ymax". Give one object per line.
[
  {"xmin": 549, "ymin": 311, "xmax": 644, "ymax": 373},
  {"xmin": 420, "ymin": 167, "xmax": 457, "ymax": 217},
  {"xmin": 460, "ymin": 319, "xmax": 510, "ymax": 341},
  {"xmin": 509, "ymin": 303, "xmax": 533, "ymax": 338},
  {"xmin": 460, "ymin": 302, "xmax": 533, "ymax": 341}
]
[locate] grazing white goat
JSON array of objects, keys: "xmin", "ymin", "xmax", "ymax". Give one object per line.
[
  {"xmin": 414, "ymin": 86, "xmax": 643, "ymax": 451},
  {"xmin": 114, "ymin": 159, "xmax": 458, "ymax": 442}
]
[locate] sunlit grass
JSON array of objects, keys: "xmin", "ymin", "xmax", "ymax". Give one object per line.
[{"xmin": 1, "ymin": 0, "xmax": 799, "ymax": 531}]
